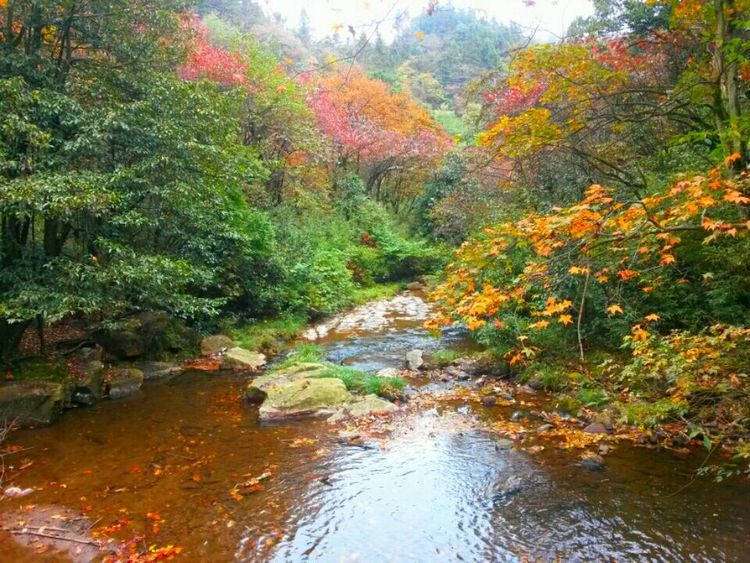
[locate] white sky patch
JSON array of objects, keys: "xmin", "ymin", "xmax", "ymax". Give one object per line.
[{"xmin": 255, "ymin": 0, "xmax": 594, "ymax": 42}]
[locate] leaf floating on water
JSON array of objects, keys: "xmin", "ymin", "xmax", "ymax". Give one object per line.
[
  {"xmin": 289, "ymin": 438, "xmax": 317, "ymax": 448},
  {"xmin": 232, "ymin": 470, "xmax": 273, "ymax": 497}
]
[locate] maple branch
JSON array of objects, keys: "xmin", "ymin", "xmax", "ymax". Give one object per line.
[{"xmin": 577, "ymin": 266, "xmax": 590, "ymax": 362}]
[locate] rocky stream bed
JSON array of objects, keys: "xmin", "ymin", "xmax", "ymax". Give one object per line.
[{"xmin": 0, "ymin": 293, "xmax": 748, "ymax": 561}]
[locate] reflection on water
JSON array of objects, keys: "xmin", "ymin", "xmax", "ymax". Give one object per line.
[
  {"xmin": 260, "ymin": 408, "xmax": 749, "ymax": 562},
  {"xmin": 1, "ymin": 294, "xmax": 748, "ymax": 561}
]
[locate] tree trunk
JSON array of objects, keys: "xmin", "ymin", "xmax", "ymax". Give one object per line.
[
  {"xmin": 713, "ymin": 0, "xmax": 747, "ymax": 170},
  {"xmin": 0, "ymin": 319, "xmax": 31, "ymax": 368}
]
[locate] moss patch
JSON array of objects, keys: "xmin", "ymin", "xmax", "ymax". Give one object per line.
[{"xmin": 10, "ymin": 357, "xmax": 69, "ymax": 383}]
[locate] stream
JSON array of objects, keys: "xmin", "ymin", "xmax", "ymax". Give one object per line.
[{"xmin": 0, "ymin": 294, "xmax": 748, "ymax": 562}]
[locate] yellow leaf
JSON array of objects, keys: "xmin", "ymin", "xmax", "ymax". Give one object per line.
[
  {"xmin": 644, "ymin": 313, "xmax": 660, "ymax": 322},
  {"xmin": 724, "ymin": 189, "xmax": 750, "ymax": 204},
  {"xmin": 415, "ymin": 31, "xmax": 425, "ymax": 40},
  {"xmin": 659, "ymin": 253, "xmax": 676, "ymax": 265},
  {"xmin": 558, "ymin": 314, "xmax": 573, "ymax": 326},
  {"xmin": 606, "ymin": 304, "xmax": 623, "ymax": 315}
]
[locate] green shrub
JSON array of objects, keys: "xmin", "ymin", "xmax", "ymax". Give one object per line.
[
  {"xmin": 577, "ymin": 386, "xmax": 611, "ymax": 408},
  {"xmin": 229, "ymin": 315, "xmax": 308, "ymax": 352},
  {"xmin": 348, "ymin": 245, "xmax": 390, "ymax": 284}
]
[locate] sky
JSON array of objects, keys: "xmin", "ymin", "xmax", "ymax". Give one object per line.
[{"xmin": 255, "ymin": 0, "xmax": 594, "ymax": 41}]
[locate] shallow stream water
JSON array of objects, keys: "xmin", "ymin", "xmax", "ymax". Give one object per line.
[{"xmin": 1, "ymin": 294, "xmax": 748, "ymax": 562}]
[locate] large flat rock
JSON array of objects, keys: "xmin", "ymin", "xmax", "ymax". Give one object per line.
[
  {"xmin": 0, "ymin": 381, "xmax": 65, "ymax": 426},
  {"xmin": 257, "ymin": 378, "xmax": 353, "ymax": 420}
]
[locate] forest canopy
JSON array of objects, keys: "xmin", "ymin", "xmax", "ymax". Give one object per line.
[{"xmin": 1, "ymin": 0, "xmax": 749, "ymax": 473}]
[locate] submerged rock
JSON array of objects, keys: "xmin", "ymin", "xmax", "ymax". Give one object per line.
[
  {"xmin": 490, "ymin": 475, "xmax": 526, "ymax": 502},
  {"xmin": 106, "ymin": 368, "xmax": 144, "ymax": 400},
  {"xmin": 0, "ymin": 505, "xmax": 106, "ymax": 562},
  {"xmin": 482, "ymin": 396, "xmax": 498, "ymax": 407},
  {"xmin": 332, "ymin": 394, "xmax": 397, "ymax": 420},
  {"xmin": 0, "ymin": 381, "xmax": 65, "ymax": 426},
  {"xmin": 137, "ymin": 361, "xmax": 183, "ymax": 381},
  {"xmin": 201, "ymin": 334, "xmax": 234, "ymax": 355},
  {"xmin": 578, "ymin": 452, "xmax": 606, "ymax": 470},
  {"xmin": 221, "ymin": 347, "xmax": 266, "ymax": 372}
]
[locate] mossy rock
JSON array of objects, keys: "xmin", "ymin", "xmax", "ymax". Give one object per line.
[
  {"xmin": 0, "ymin": 381, "xmax": 65, "ymax": 426},
  {"xmin": 11, "ymin": 357, "xmax": 69, "ymax": 383},
  {"xmin": 106, "ymin": 368, "xmax": 144, "ymax": 400},
  {"xmin": 135, "ymin": 361, "xmax": 183, "ymax": 381},
  {"xmin": 258, "ymin": 377, "xmax": 353, "ymax": 420},
  {"xmin": 246, "ymin": 363, "xmax": 329, "ymax": 403},
  {"xmin": 95, "ymin": 312, "xmax": 197, "ymax": 360},
  {"xmin": 346, "ymin": 394, "xmax": 396, "ymax": 417},
  {"xmin": 72, "ymin": 360, "xmax": 106, "ymax": 402},
  {"xmin": 200, "ymin": 335, "xmax": 234, "ymax": 355}
]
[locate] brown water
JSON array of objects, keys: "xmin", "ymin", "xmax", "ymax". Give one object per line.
[{"xmin": 1, "ymin": 297, "xmax": 749, "ymax": 562}]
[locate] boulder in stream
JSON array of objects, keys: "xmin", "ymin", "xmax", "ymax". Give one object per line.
[
  {"xmin": 578, "ymin": 452, "xmax": 606, "ymax": 471},
  {"xmin": 406, "ymin": 349, "xmax": 424, "ymax": 370},
  {"xmin": 106, "ymin": 368, "xmax": 144, "ymax": 399},
  {"xmin": 136, "ymin": 361, "xmax": 183, "ymax": 381},
  {"xmin": 246, "ymin": 363, "xmax": 329, "ymax": 403},
  {"xmin": 247, "ymin": 362, "xmax": 354, "ymax": 419},
  {"xmin": 328, "ymin": 394, "xmax": 397, "ymax": 421},
  {"xmin": 201, "ymin": 334, "xmax": 234, "ymax": 355},
  {"xmin": 221, "ymin": 347, "xmax": 266, "ymax": 372},
  {"xmin": 258, "ymin": 378, "xmax": 353, "ymax": 420}
]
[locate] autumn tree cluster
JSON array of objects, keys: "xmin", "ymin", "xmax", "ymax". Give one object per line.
[
  {"xmin": 0, "ymin": 1, "xmax": 451, "ymax": 365},
  {"xmin": 427, "ymin": 0, "xmax": 750, "ymax": 451}
]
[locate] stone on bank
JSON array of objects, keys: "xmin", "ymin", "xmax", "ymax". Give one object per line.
[{"xmin": 0, "ymin": 381, "xmax": 65, "ymax": 426}]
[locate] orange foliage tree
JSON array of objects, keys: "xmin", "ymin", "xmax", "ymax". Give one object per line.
[
  {"xmin": 428, "ymin": 154, "xmax": 750, "ymax": 364},
  {"xmin": 310, "ymin": 69, "xmax": 452, "ymax": 209}
]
